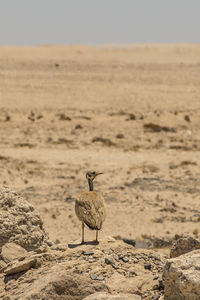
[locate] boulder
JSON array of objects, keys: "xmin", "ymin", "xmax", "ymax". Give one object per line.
[
  {"xmin": 163, "ymin": 249, "xmax": 200, "ymax": 300},
  {"xmin": 15, "ymin": 267, "xmax": 109, "ymax": 300},
  {"xmin": 0, "ymin": 186, "xmax": 50, "ymax": 251},
  {"xmin": 1, "ymin": 242, "xmax": 27, "ymax": 263},
  {"xmin": 170, "ymin": 236, "xmax": 200, "ymax": 258},
  {"xmin": 83, "ymin": 292, "xmax": 141, "ymax": 300},
  {"xmin": 5, "ymin": 257, "xmax": 37, "ymax": 275}
]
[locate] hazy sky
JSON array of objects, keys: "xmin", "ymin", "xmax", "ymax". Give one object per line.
[{"xmin": 0, "ymin": 0, "xmax": 200, "ymax": 45}]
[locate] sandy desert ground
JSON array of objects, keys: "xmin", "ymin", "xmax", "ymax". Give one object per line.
[{"xmin": 0, "ymin": 44, "xmax": 200, "ymax": 251}]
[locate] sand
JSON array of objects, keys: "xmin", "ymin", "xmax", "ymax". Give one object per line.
[{"xmin": 0, "ymin": 44, "xmax": 200, "ymax": 249}]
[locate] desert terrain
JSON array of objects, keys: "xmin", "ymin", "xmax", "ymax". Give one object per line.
[{"xmin": 0, "ymin": 44, "xmax": 200, "ymax": 299}]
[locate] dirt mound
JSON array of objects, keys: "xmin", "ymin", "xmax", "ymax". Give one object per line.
[
  {"xmin": 1, "ymin": 239, "xmax": 166, "ymax": 300},
  {"xmin": 0, "ymin": 186, "xmax": 50, "ymax": 251}
]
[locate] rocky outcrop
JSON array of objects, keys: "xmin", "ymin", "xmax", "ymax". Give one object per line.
[
  {"xmin": 14, "ymin": 268, "xmax": 109, "ymax": 300},
  {"xmin": 83, "ymin": 292, "xmax": 141, "ymax": 300},
  {"xmin": 170, "ymin": 236, "xmax": 200, "ymax": 258},
  {"xmin": 0, "ymin": 186, "xmax": 50, "ymax": 251},
  {"xmin": 1, "ymin": 240, "xmax": 165, "ymax": 300},
  {"xmin": 163, "ymin": 249, "xmax": 200, "ymax": 300}
]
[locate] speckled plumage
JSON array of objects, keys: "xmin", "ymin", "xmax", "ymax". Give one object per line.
[
  {"xmin": 75, "ymin": 171, "xmax": 106, "ymax": 243},
  {"xmin": 75, "ymin": 191, "xmax": 106, "ymax": 230}
]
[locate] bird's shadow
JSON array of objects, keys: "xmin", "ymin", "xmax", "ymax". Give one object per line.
[{"xmin": 68, "ymin": 240, "xmax": 99, "ymax": 248}]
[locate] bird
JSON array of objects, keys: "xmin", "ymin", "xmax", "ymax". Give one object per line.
[{"xmin": 75, "ymin": 171, "xmax": 106, "ymax": 244}]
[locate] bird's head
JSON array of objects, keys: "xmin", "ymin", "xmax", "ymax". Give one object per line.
[{"xmin": 86, "ymin": 171, "xmax": 103, "ymax": 182}]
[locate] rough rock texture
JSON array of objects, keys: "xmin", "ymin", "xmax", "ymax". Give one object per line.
[
  {"xmin": 5, "ymin": 257, "xmax": 37, "ymax": 275},
  {"xmin": 163, "ymin": 250, "xmax": 200, "ymax": 300},
  {"xmin": 170, "ymin": 236, "xmax": 200, "ymax": 258},
  {"xmin": 1, "ymin": 242, "xmax": 28, "ymax": 263},
  {"xmin": 0, "ymin": 186, "xmax": 50, "ymax": 251},
  {"xmin": 83, "ymin": 292, "xmax": 141, "ymax": 300},
  {"xmin": 19, "ymin": 269, "xmax": 108, "ymax": 300},
  {"xmin": 1, "ymin": 240, "xmax": 165, "ymax": 300}
]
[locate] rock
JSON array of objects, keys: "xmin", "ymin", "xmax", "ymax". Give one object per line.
[
  {"xmin": 144, "ymin": 263, "xmax": 151, "ymax": 270},
  {"xmin": 151, "ymin": 236, "xmax": 172, "ymax": 248},
  {"xmin": 75, "ymin": 124, "xmax": 83, "ymax": 129},
  {"xmin": 126, "ymin": 113, "xmax": 136, "ymax": 121},
  {"xmin": 83, "ymin": 292, "xmax": 141, "ymax": 300},
  {"xmin": 170, "ymin": 236, "xmax": 200, "ymax": 258},
  {"xmin": 5, "ymin": 257, "xmax": 37, "ymax": 275},
  {"xmin": 122, "ymin": 238, "xmax": 136, "ymax": 247},
  {"xmin": 50, "ymin": 244, "xmax": 68, "ymax": 252},
  {"xmin": 184, "ymin": 115, "xmax": 191, "ymax": 122},
  {"xmin": 1, "ymin": 242, "xmax": 28, "ymax": 263},
  {"xmin": 121, "ymin": 256, "xmax": 129, "ymax": 263},
  {"xmin": 0, "ymin": 186, "xmax": 49, "ymax": 251},
  {"xmin": 143, "ymin": 123, "xmax": 176, "ymax": 133},
  {"xmin": 116, "ymin": 134, "xmax": 125, "ymax": 139},
  {"xmin": 105, "ymin": 257, "xmax": 115, "ymax": 266},
  {"xmin": 0, "ymin": 261, "xmax": 7, "ymax": 270},
  {"xmin": 96, "ymin": 275, "xmax": 105, "ymax": 281},
  {"xmin": 90, "ymin": 274, "xmax": 104, "ymax": 281},
  {"xmin": 82, "ymin": 251, "xmax": 94, "ymax": 256},
  {"xmin": 90, "ymin": 274, "xmax": 97, "ymax": 280},
  {"xmin": 163, "ymin": 249, "xmax": 200, "ymax": 300},
  {"xmin": 152, "ymin": 296, "xmax": 160, "ymax": 300},
  {"xmin": 56, "ymin": 113, "xmax": 71, "ymax": 121},
  {"xmin": 92, "ymin": 137, "xmax": 115, "ymax": 147},
  {"xmin": 2, "ymin": 240, "xmax": 166, "ymax": 299},
  {"xmin": 19, "ymin": 268, "xmax": 108, "ymax": 300},
  {"xmin": 0, "ymin": 275, "xmax": 5, "ymax": 298}
]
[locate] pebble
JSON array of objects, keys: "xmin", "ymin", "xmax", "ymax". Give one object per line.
[
  {"xmin": 82, "ymin": 251, "xmax": 94, "ymax": 256},
  {"xmin": 95, "ymin": 274, "xmax": 105, "ymax": 281},
  {"xmin": 130, "ymin": 271, "xmax": 137, "ymax": 276},
  {"xmin": 121, "ymin": 256, "xmax": 129, "ymax": 263},
  {"xmin": 90, "ymin": 274, "xmax": 96, "ymax": 280},
  {"xmin": 144, "ymin": 263, "xmax": 151, "ymax": 270},
  {"xmin": 90, "ymin": 273, "xmax": 105, "ymax": 281},
  {"xmin": 83, "ymin": 256, "xmax": 89, "ymax": 261},
  {"xmin": 152, "ymin": 295, "xmax": 160, "ymax": 300},
  {"xmin": 122, "ymin": 238, "xmax": 136, "ymax": 247},
  {"xmin": 105, "ymin": 257, "xmax": 115, "ymax": 266},
  {"xmin": 113, "ymin": 254, "xmax": 119, "ymax": 261},
  {"xmin": 75, "ymin": 124, "xmax": 83, "ymax": 129}
]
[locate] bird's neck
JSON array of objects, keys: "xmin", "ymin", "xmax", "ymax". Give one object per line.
[{"xmin": 88, "ymin": 179, "xmax": 93, "ymax": 191}]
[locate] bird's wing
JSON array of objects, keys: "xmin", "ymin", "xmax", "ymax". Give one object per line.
[{"xmin": 75, "ymin": 192, "xmax": 106, "ymax": 230}]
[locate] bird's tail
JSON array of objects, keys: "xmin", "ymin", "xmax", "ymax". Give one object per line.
[{"xmin": 85, "ymin": 221, "xmax": 101, "ymax": 230}]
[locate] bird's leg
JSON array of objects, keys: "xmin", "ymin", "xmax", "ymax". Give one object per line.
[
  {"xmin": 81, "ymin": 222, "xmax": 85, "ymax": 244},
  {"xmin": 95, "ymin": 230, "xmax": 99, "ymax": 244}
]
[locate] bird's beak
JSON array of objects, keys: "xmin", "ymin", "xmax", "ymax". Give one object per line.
[{"xmin": 96, "ymin": 172, "xmax": 103, "ymax": 177}]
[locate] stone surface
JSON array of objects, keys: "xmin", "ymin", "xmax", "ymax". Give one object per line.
[
  {"xmin": 83, "ymin": 292, "xmax": 141, "ymax": 300},
  {"xmin": 170, "ymin": 236, "xmax": 200, "ymax": 258},
  {"xmin": 163, "ymin": 249, "xmax": 200, "ymax": 300},
  {"xmin": 15, "ymin": 267, "xmax": 108, "ymax": 300},
  {"xmin": 0, "ymin": 261, "xmax": 7, "ymax": 270},
  {"xmin": 0, "ymin": 186, "xmax": 50, "ymax": 251},
  {"xmin": 2, "ymin": 240, "xmax": 166, "ymax": 300},
  {"xmin": 1, "ymin": 242, "xmax": 28, "ymax": 263},
  {"xmin": 5, "ymin": 257, "xmax": 37, "ymax": 275}
]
